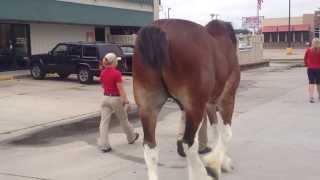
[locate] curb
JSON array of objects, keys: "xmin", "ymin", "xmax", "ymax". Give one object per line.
[
  {"xmin": 0, "ymin": 74, "xmax": 29, "ymax": 81},
  {"xmin": 0, "ymin": 76, "xmax": 15, "ymax": 81},
  {"xmin": 0, "ymin": 112, "xmax": 100, "ymax": 144},
  {"xmin": 240, "ymin": 61, "xmax": 270, "ymax": 71},
  {"xmin": 0, "ymin": 106, "xmax": 139, "ymax": 144}
]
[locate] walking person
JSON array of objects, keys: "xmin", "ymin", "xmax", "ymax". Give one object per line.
[
  {"xmin": 304, "ymin": 38, "xmax": 320, "ymax": 103},
  {"xmin": 97, "ymin": 53, "xmax": 139, "ymax": 152},
  {"xmin": 176, "ymin": 111, "xmax": 211, "ymax": 157}
]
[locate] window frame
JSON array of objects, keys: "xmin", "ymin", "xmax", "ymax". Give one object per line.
[
  {"xmin": 68, "ymin": 44, "xmax": 82, "ymax": 58},
  {"xmin": 52, "ymin": 43, "xmax": 68, "ymax": 56},
  {"xmin": 82, "ymin": 46, "xmax": 98, "ymax": 59}
]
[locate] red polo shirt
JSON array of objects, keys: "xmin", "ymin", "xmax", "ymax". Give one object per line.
[
  {"xmin": 304, "ymin": 48, "xmax": 320, "ymax": 69},
  {"xmin": 100, "ymin": 67, "xmax": 122, "ymax": 96}
]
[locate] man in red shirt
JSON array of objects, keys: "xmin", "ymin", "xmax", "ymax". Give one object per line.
[
  {"xmin": 304, "ymin": 38, "xmax": 320, "ymax": 103},
  {"xmin": 97, "ymin": 53, "xmax": 139, "ymax": 152}
]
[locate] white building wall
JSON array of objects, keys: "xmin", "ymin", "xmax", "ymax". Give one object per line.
[
  {"xmin": 59, "ymin": 0, "xmax": 153, "ymax": 12},
  {"xmin": 153, "ymin": 0, "xmax": 160, "ymax": 20},
  {"xmin": 30, "ymin": 23, "xmax": 94, "ymax": 55}
]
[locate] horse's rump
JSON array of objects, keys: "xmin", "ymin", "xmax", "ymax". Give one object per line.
[{"xmin": 133, "ymin": 19, "xmax": 241, "ymax": 180}]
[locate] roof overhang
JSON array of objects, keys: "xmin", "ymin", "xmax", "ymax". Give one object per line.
[
  {"xmin": 262, "ymin": 24, "xmax": 311, "ymax": 32},
  {"xmin": 0, "ymin": 0, "xmax": 154, "ymax": 27}
]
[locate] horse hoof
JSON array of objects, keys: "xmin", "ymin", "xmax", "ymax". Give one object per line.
[
  {"xmin": 205, "ymin": 167, "xmax": 219, "ymax": 180},
  {"xmin": 221, "ymin": 156, "xmax": 234, "ymax": 172},
  {"xmin": 177, "ymin": 140, "xmax": 186, "ymax": 157},
  {"xmin": 221, "ymin": 163, "xmax": 234, "ymax": 172}
]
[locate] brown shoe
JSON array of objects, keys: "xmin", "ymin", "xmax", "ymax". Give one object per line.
[
  {"xmin": 198, "ymin": 147, "xmax": 212, "ymax": 155},
  {"xmin": 177, "ymin": 140, "xmax": 186, "ymax": 157},
  {"xmin": 101, "ymin": 147, "xmax": 112, "ymax": 153},
  {"xmin": 129, "ymin": 133, "xmax": 139, "ymax": 144}
]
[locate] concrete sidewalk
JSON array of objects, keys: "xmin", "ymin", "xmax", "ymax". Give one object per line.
[{"xmin": 0, "ymin": 75, "xmax": 136, "ymax": 142}]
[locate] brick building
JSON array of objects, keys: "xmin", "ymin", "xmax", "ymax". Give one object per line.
[{"xmin": 262, "ymin": 10, "xmax": 320, "ymax": 48}]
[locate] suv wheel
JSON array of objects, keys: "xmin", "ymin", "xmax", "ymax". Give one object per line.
[
  {"xmin": 30, "ymin": 63, "xmax": 45, "ymax": 80},
  {"xmin": 78, "ymin": 67, "xmax": 93, "ymax": 84}
]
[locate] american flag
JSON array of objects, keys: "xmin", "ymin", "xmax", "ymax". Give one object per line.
[{"xmin": 258, "ymin": 0, "xmax": 263, "ymax": 10}]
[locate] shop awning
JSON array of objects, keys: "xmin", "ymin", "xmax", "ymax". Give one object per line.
[
  {"xmin": 0, "ymin": 0, "xmax": 153, "ymax": 27},
  {"xmin": 262, "ymin": 24, "xmax": 311, "ymax": 32}
]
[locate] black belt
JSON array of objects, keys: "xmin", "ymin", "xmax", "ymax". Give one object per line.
[{"xmin": 104, "ymin": 93, "xmax": 120, "ymax": 97}]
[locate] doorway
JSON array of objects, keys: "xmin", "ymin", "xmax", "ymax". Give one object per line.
[
  {"xmin": 95, "ymin": 27, "xmax": 105, "ymax": 42},
  {"xmin": 0, "ymin": 23, "xmax": 30, "ymax": 71}
]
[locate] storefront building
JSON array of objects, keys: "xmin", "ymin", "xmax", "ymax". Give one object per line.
[
  {"xmin": 262, "ymin": 10, "xmax": 320, "ymax": 48},
  {"xmin": 0, "ymin": 0, "xmax": 159, "ymax": 71}
]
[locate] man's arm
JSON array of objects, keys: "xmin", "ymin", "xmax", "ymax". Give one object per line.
[
  {"xmin": 304, "ymin": 49, "xmax": 309, "ymax": 67},
  {"xmin": 117, "ymin": 82, "xmax": 129, "ymax": 105}
]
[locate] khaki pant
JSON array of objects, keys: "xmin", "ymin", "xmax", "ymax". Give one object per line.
[
  {"xmin": 97, "ymin": 96, "xmax": 136, "ymax": 149},
  {"xmin": 177, "ymin": 111, "xmax": 208, "ymax": 151}
]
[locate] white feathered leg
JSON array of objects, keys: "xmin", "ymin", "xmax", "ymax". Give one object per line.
[
  {"xmin": 144, "ymin": 145, "xmax": 159, "ymax": 180},
  {"xmin": 221, "ymin": 124, "xmax": 234, "ymax": 172},
  {"xmin": 184, "ymin": 137, "xmax": 211, "ymax": 180}
]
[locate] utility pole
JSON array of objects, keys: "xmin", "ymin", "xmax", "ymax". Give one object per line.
[
  {"xmin": 167, "ymin": 7, "xmax": 171, "ymax": 19},
  {"xmin": 288, "ymin": 0, "xmax": 291, "ymax": 48},
  {"xmin": 210, "ymin": 13, "xmax": 219, "ymax": 20},
  {"xmin": 287, "ymin": 0, "xmax": 293, "ymax": 54}
]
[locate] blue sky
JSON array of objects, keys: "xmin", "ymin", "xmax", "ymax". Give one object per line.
[{"xmin": 159, "ymin": 0, "xmax": 320, "ymax": 28}]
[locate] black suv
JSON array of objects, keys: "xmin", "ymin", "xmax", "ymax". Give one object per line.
[{"xmin": 29, "ymin": 42, "xmax": 125, "ymax": 84}]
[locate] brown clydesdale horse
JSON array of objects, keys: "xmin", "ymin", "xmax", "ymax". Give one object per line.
[{"xmin": 133, "ymin": 19, "xmax": 240, "ymax": 180}]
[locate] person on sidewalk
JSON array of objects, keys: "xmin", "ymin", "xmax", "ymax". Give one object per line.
[
  {"xmin": 97, "ymin": 53, "xmax": 139, "ymax": 153},
  {"xmin": 304, "ymin": 38, "xmax": 320, "ymax": 103},
  {"xmin": 176, "ymin": 111, "xmax": 211, "ymax": 157}
]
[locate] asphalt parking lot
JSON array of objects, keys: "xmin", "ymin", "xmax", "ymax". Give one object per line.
[{"xmin": 0, "ymin": 66, "xmax": 320, "ymax": 180}]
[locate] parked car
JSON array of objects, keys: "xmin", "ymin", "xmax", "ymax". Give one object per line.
[
  {"xmin": 29, "ymin": 42, "xmax": 126, "ymax": 84},
  {"xmin": 118, "ymin": 45, "xmax": 134, "ymax": 74}
]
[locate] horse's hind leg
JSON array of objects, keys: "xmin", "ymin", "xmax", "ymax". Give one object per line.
[
  {"xmin": 218, "ymin": 69, "xmax": 240, "ymax": 172},
  {"xmin": 218, "ymin": 93, "xmax": 236, "ymax": 172},
  {"xmin": 183, "ymin": 107, "xmax": 211, "ymax": 180},
  {"xmin": 202, "ymin": 103, "xmax": 224, "ymax": 179},
  {"xmin": 135, "ymin": 84, "xmax": 168, "ymax": 180}
]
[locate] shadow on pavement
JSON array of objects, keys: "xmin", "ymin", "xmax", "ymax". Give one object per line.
[{"xmin": 6, "ymin": 105, "xmax": 177, "ymax": 148}]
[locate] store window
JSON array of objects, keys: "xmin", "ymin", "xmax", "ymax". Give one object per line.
[
  {"xmin": 0, "ymin": 23, "xmax": 30, "ymax": 70},
  {"xmin": 303, "ymin": 32, "xmax": 310, "ymax": 42}
]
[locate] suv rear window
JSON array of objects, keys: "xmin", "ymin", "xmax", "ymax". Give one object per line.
[
  {"xmin": 83, "ymin": 46, "xmax": 97, "ymax": 58},
  {"xmin": 98, "ymin": 45, "xmax": 123, "ymax": 59},
  {"xmin": 69, "ymin": 45, "xmax": 81, "ymax": 57}
]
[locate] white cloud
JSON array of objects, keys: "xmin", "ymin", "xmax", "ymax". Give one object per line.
[{"xmin": 160, "ymin": 0, "xmax": 320, "ymax": 28}]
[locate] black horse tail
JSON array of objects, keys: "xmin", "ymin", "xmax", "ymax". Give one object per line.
[{"xmin": 136, "ymin": 25, "xmax": 169, "ymax": 70}]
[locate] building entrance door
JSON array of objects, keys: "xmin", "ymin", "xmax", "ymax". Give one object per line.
[
  {"xmin": 95, "ymin": 27, "xmax": 105, "ymax": 42},
  {"xmin": 0, "ymin": 23, "xmax": 30, "ymax": 71}
]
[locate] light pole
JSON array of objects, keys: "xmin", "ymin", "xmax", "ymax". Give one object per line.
[
  {"xmin": 167, "ymin": 7, "xmax": 171, "ymax": 19},
  {"xmin": 288, "ymin": 0, "xmax": 291, "ymax": 48},
  {"xmin": 210, "ymin": 13, "xmax": 219, "ymax": 20},
  {"xmin": 287, "ymin": 0, "xmax": 293, "ymax": 54}
]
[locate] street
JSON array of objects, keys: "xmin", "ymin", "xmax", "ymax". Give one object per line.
[{"xmin": 0, "ymin": 65, "xmax": 319, "ymax": 180}]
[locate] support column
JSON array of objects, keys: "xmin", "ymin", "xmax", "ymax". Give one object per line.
[{"xmin": 285, "ymin": 32, "xmax": 288, "ymax": 42}]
